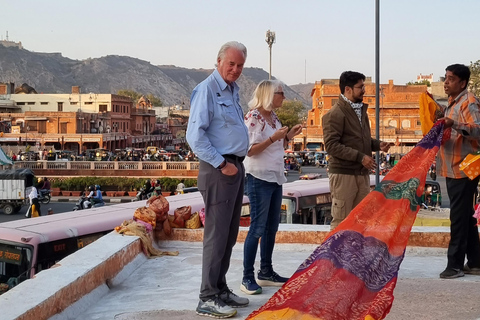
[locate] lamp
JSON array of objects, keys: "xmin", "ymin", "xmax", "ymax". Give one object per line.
[
  {"xmin": 113, "ymin": 123, "xmax": 118, "ymax": 150},
  {"xmin": 265, "ymin": 30, "xmax": 276, "ymax": 80},
  {"xmin": 25, "ymin": 125, "xmax": 30, "ymax": 147}
]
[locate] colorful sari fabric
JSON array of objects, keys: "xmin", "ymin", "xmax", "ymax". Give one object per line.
[
  {"xmin": 247, "ymin": 122, "xmax": 445, "ymax": 320},
  {"xmin": 419, "ymin": 92, "xmax": 444, "ymax": 135}
]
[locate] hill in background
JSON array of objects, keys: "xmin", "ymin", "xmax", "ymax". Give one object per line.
[
  {"xmin": 0, "ymin": 45, "xmax": 310, "ymax": 110},
  {"xmin": 289, "ymin": 83, "xmax": 314, "ymax": 108}
]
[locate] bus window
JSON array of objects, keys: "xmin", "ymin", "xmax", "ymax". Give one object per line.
[
  {"xmin": 281, "ymin": 195, "xmax": 332, "ymax": 225},
  {"xmin": 77, "ymin": 232, "xmax": 106, "ymax": 249},
  {"xmin": 317, "ymin": 204, "xmax": 332, "ymax": 225},
  {"xmin": 36, "ymin": 231, "xmax": 108, "ymax": 273},
  {"xmin": 0, "ymin": 243, "xmax": 33, "ymax": 293},
  {"xmin": 37, "ymin": 238, "xmax": 78, "ymax": 272},
  {"xmin": 280, "ymin": 198, "xmax": 296, "ymax": 224}
]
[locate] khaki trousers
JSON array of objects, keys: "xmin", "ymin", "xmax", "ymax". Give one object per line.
[{"xmin": 328, "ymin": 173, "xmax": 370, "ymax": 230}]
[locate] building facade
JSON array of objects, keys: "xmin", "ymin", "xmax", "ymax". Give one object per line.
[
  {"xmin": 0, "ymin": 85, "xmax": 164, "ymax": 153},
  {"xmin": 296, "ymin": 78, "xmax": 431, "ymax": 154}
]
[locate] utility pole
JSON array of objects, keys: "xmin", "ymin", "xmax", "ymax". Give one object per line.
[
  {"xmin": 265, "ymin": 30, "xmax": 276, "ymax": 80},
  {"xmin": 375, "ymin": 0, "xmax": 380, "ymax": 184},
  {"xmin": 305, "ymin": 59, "xmax": 307, "ymax": 83}
]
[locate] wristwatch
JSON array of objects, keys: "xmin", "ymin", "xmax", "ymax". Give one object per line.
[{"xmin": 217, "ymin": 160, "xmax": 227, "ymax": 170}]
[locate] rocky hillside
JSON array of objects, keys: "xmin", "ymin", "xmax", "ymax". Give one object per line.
[
  {"xmin": 0, "ymin": 45, "xmax": 309, "ymax": 110},
  {"xmin": 289, "ymin": 83, "xmax": 315, "ymax": 108}
]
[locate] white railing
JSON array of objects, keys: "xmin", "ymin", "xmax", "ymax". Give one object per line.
[{"xmin": 7, "ymin": 161, "xmax": 200, "ymax": 172}]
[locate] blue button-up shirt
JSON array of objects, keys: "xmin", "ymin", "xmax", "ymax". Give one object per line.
[{"xmin": 186, "ymin": 69, "xmax": 249, "ymax": 168}]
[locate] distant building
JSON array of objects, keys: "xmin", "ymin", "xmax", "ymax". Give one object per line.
[
  {"xmin": 0, "ymin": 85, "xmax": 165, "ymax": 153},
  {"xmin": 299, "ymin": 78, "xmax": 427, "ymax": 154},
  {"xmin": 430, "ymin": 81, "xmax": 448, "ymax": 103},
  {"xmin": 416, "ymin": 73, "xmax": 434, "ymax": 84},
  {"xmin": 153, "ymin": 106, "xmax": 170, "ymax": 119},
  {"xmin": 0, "ymin": 32, "xmax": 23, "ymax": 49}
]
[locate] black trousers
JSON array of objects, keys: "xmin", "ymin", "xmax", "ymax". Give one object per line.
[
  {"xmin": 446, "ymin": 176, "xmax": 480, "ymax": 270},
  {"xmin": 198, "ymin": 158, "xmax": 245, "ymax": 300}
]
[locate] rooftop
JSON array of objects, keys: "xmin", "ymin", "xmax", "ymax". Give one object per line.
[{"xmin": 1, "ymin": 218, "xmax": 479, "ymax": 320}]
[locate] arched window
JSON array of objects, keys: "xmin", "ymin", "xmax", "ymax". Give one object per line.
[
  {"xmin": 388, "ymin": 119, "xmax": 397, "ymax": 127},
  {"xmin": 402, "ymin": 119, "xmax": 411, "ymax": 129}
]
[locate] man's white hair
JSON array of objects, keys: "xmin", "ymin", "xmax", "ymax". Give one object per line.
[{"xmin": 217, "ymin": 41, "xmax": 247, "ymax": 62}]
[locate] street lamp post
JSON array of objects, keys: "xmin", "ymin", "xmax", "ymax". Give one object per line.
[
  {"xmin": 265, "ymin": 30, "xmax": 276, "ymax": 80},
  {"xmin": 78, "ymin": 112, "xmax": 84, "ymax": 155},
  {"xmin": 380, "ymin": 87, "xmax": 385, "ymax": 140},
  {"xmin": 25, "ymin": 125, "xmax": 30, "ymax": 148},
  {"xmin": 302, "ymin": 116, "xmax": 308, "ymax": 151},
  {"xmin": 113, "ymin": 123, "xmax": 118, "ymax": 151}
]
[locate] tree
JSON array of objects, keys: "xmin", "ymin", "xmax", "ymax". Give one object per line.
[
  {"xmin": 117, "ymin": 89, "xmax": 141, "ymax": 101},
  {"xmin": 469, "ymin": 60, "xmax": 480, "ymax": 97},
  {"xmin": 146, "ymin": 93, "xmax": 163, "ymax": 107},
  {"xmin": 406, "ymin": 79, "xmax": 431, "ymax": 87},
  {"xmin": 276, "ymin": 100, "xmax": 306, "ymax": 129},
  {"xmin": 117, "ymin": 90, "xmax": 163, "ymax": 106}
]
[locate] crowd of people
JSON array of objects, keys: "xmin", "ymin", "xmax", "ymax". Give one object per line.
[{"xmin": 5, "ymin": 148, "xmax": 197, "ymax": 162}]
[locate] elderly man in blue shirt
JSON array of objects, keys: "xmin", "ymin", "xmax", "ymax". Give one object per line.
[{"xmin": 186, "ymin": 41, "xmax": 249, "ymax": 319}]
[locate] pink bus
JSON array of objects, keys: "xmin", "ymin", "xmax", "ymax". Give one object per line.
[
  {"xmin": 280, "ymin": 176, "xmax": 380, "ymax": 225},
  {"xmin": 0, "ymin": 205, "xmax": 135, "ymax": 292}
]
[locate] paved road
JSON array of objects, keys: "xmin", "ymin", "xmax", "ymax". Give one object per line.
[
  {"xmin": 0, "ymin": 201, "xmax": 117, "ymax": 224},
  {"xmin": 0, "ymin": 165, "xmax": 449, "ymax": 224}
]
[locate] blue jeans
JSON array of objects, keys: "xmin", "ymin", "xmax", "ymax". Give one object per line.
[{"xmin": 243, "ymin": 174, "xmax": 282, "ymax": 279}]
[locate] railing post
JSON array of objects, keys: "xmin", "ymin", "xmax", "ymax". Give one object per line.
[
  {"xmin": 114, "ymin": 162, "xmax": 119, "ymax": 170},
  {"xmin": 138, "ymin": 162, "xmax": 143, "ymax": 170},
  {"xmin": 91, "ymin": 161, "xmax": 95, "ymax": 170}
]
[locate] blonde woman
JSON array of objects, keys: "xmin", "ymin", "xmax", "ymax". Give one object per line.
[{"xmin": 241, "ymin": 80, "xmax": 302, "ymax": 294}]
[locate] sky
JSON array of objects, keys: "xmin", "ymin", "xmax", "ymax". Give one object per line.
[{"xmin": 1, "ymin": 0, "xmax": 480, "ymax": 86}]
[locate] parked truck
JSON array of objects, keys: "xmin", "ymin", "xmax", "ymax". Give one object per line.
[{"xmin": 0, "ymin": 169, "xmax": 35, "ymax": 215}]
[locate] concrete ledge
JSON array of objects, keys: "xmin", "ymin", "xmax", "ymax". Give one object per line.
[
  {"xmin": 51, "ymin": 253, "xmax": 149, "ymax": 320},
  {"xmin": 0, "ymin": 233, "xmax": 142, "ymax": 320},
  {"xmin": 156, "ymin": 224, "xmax": 456, "ymax": 248}
]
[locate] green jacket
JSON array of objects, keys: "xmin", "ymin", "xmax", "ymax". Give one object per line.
[{"xmin": 151, "ymin": 186, "xmax": 162, "ymax": 197}]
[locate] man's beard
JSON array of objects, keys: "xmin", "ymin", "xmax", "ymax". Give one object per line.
[{"xmin": 353, "ymin": 96, "xmax": 364, "ymax": 103}]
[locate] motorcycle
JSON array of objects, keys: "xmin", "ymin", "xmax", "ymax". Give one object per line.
[
  {"xmin": 134, "ymin": 187, "xmax": 153, "ymax": 201},
  {"xmin": 38, "ymin": 189, "xmax": 51, "ymax": 204},
  {"xmin": 73, "ymin": 194, "xmax": 105, "ymax": 211}
]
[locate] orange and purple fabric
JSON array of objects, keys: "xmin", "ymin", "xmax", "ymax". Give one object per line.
[{"xmin": 247, "ymin": 122, "xmax": 445, "ymax": 320}]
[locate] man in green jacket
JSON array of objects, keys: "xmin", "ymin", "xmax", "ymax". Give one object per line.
[{"xmin": 322, "ymin": 71, "xmax": 390, "ymax": 230}]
